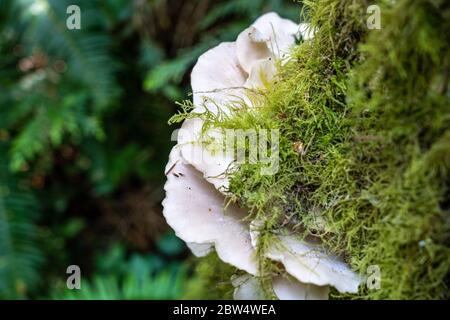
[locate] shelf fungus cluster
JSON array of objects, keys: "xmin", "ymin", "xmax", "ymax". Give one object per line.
[{"xmin": 162, "ymin": 12, "xmax": 361, "ymax": 300}]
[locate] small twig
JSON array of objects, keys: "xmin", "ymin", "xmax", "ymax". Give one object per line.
[{"xmin": 164, "ymin": 161, "xmax": 179, "ymax": 176}]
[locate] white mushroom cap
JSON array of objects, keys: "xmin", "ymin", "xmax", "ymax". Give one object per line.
[
  {"xmin": 191, "ymin": 42, "xmax": 247, "ymax": 115},
  {"xmin": 232, "ymin": 274, "xmax": 329, "ymax": 300},
  {"xmin": 273, "ymin": 276, "xmax": 329, "ymax": 300},
  {"xmin": 250, "ymin": 220, "xmax": 361, "ymax": 293},
  {"xmin": 186, "ymin": 242, "xmax": 213, "ymax": 257},
  {"xmin": 179, "ymin": 25, "xmax": 289, "ymax": 191},
  {"xmin": 162, "ymin": 147, "xmax": 257, "ymax": 275},
  {"xmin": 236, "ymin": 12, "xmax": 306, "ymax": 76},
  {"xmin": 236, "ymin": 26, "xmax": 273, "ymax": 75},
  {"xmin": 179, "ymin": 42, "xmax": 247, "ymax": 191},
  {"xmin": 177, "ymin": 118, "xmax": 234, "ymax": 191},
  {"xmin": 266, "ymin": 235, "xmax": 361, "ymax": 293},
  {"xmin": 251, "ymin": 12, "xmax": 300, "ymax": 58}
]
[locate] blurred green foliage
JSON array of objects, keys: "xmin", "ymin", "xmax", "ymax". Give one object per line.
[
  {"xmin": 52, "ymin": 237, "xmax": 187, "ymax": 299},
  {"xmin": 0, "ymin": 0, "xmax": 298, "ymax": 299},
  {"xmin": 0, "ymin": 144, "xmax": 43, "ymax": 299}
]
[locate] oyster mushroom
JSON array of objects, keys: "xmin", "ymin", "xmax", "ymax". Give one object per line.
[
  {"xmin": 249, "ymin": 220, "xmax": 360, "ymax": 294},
  {"xmin": 232, "ymin": 274, "xmax": 329, "ymax": 300},
  {"xmin": 177, "ymin": 12, "xmax": 305, "ymax": 192},
  {"xmin": 162, "ymin": 12, "xmax": 360, "ymax": 299},
  {"xmin": 264, "ymin": 235, "xmax": 361, "ymax": 293},
  {"xmin": 162, "ymin": 147, "xmax": 257, "ymax": 275}
]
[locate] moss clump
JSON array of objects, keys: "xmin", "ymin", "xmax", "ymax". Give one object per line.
[
  {"xmin": 338, "ymin": 0, "xmax": 450, "ymax": 299},
  {"xmin": 231, "ymin": 0, "xmax": 449, "ymax": 299},
  {"xmin": 176, "ymin": 0, "xmax": 450, "ymax": 299}
]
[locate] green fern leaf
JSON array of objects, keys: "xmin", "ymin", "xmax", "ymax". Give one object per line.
[{"xmin": 0, "ymin": 145, "xmax": 43, "ymax": 298}]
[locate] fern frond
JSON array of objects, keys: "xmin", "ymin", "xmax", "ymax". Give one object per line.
[
  {"xmin": 0, "ymin": 145, "xmax": 43, "ymax": 298},
  {"xmin": 20, "ymin": 0, "xmax": 121, "ymax": 108},
  {"xmin": 54, "ymin": 265, "xmax": 186, "ymax": 300}
]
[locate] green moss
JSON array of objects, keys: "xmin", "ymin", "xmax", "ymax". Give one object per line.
[
  {"xmin": 174, "ymin": 0, "xmax": 450, "ymax": 299},
  {"xmin": 183, "ymin": 253, "xmax": 236, "ymax": 300}
]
